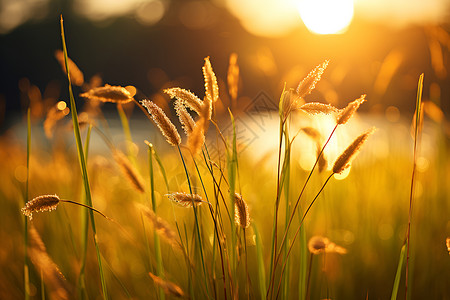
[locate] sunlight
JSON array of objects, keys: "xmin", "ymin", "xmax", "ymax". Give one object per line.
[{"xmin": 297, "ymin": 0, "xmax": 354, "ymax": 34}]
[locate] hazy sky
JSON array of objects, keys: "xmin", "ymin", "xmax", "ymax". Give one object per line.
[{"xmin": 0, "ymin": 0, "xmax": 448, "ymax": 35}]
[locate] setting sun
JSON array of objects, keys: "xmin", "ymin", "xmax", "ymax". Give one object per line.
[{"xmin": 297, "ymin": 0, "xmax": 354, "ymax": 34}]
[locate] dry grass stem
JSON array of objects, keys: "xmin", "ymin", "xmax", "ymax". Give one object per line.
[
  {"xmin": 22, "ymin": 194, "xmax": 60, "ymax": 220},
  {"xmin": 296, "ymin": 60, "xmax": 329, "ymax": 98},
  {"xmin": 164, "ymin": 87, "xmax": 203, "ymax": 115},
  {"xmin": 80, "ymin": 84, "xmax": 134, "ymax": 103},
  {"xmin": 55, "ymin": 49, "xmax": 84, "ymax": 86},
  {"xmin": 187, "ymin": 118, "xmax": 206, "ymax": 156},
  {"xmin": 234, "ymin": 193, "xmax": 250, "ymax": 229},
  {"xmin": 300, "ymin": 102, "xmax": 339, "ymax": 116},
  {"xmin": 332, "ymin": 127, "xmax": 376, "ymax": 174},
  {"xmin": 227, "ymin": 52, "xmax": 239, "ymax": 102},
  {"xmin": 336, "ymin": 94, "xmax": 366, "ymax": 125},
  {"xmin": 44, "ymin": 101, "xmax": 70, "ymax": 138},
  {"xmin": 113, "ymin": 150, "xmax": 145, "ymax": 193},
  {"xmin": 307, "ymin": 236, "xmax": 347, "ymax": 255},
  {"xmin": 149, "ymin": 272, "xmax": 185, "ymax": 298},
  {"xmin": 141, "ymin": 99, "xmax": 181, "ymax": 146},
  {"xmin": 165, "ymin": 192, "xmax": 204, "ymax": 208},
  {"xmin": 174, "ymin": 100, "xmax": 196, "ymax": 135},
  {"xmin": 28, "ymin": 225, "xmax": 71, "ymax": 300}
]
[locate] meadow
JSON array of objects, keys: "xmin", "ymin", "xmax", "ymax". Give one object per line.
[{"xmin": 0, "ymin": 18, "xmax": 449, "ymax": 300}]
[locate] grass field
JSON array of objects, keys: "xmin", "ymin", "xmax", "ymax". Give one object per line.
[{"xmin": 0, "ymin": 19, "xmax": 449, "ymax": 300}]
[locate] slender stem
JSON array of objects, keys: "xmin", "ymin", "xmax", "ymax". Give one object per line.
[
  {"xmin": 24, "ymin": 108, "xmax": 31, "ymax": 300},
  {"xmin": 60, "ymin": 200, "xmax": 112, "ymax": 221},
  {"xmin": 274, "ymin": 173, "xmax": 334, "ymax": 299},
  {"xmin": 192, "ymin": 153, "xmax": 228, "ymax": 300},
  {"xmin": 177, "ymin": 145, "xmax": 210, "ymax": 297}
]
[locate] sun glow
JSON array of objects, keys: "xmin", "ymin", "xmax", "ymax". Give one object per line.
[{"xmin": 297, "ymin": 0, "xmax": 354, "ymax": 34}]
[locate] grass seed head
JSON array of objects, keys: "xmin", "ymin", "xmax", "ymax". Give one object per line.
[
  {"xmin": 446, "ymin": 237, "xmax": 450, "ymax": 255},
  {"xmin": 164, "ymin": 87, "xmax": 203, "ymax": 115},
  {"xmin": 28, "ymin": 225, "xmax": 71, "ymax": 300},
  {"xmin": 55, "ymin": 49, "xmax": 84, "ymax": 86},
  {"xmin": 113, "ymin": 150, "xmax": 145, "ymax": 193},
  {"xmin": 22, "ymin": 194, "xmax": 60, "ymax": 220},
  {"xmin": 203, "ymin": 56, "xmax": 219, "ymax": 103},
  {"xmin": 234, "ymin": 193, "xmax": 250, "ymax": 229},
  {"xmin": 296, "ymin": 60, "xmax": 329, "ymax": 98},
  {"xmin": 149, "ymin": 272, "xmax": 185, "ymax": 298},
  {"xmin": 141, "ymin": 99, "xmax": 181, "ymax": 146},
  {"xmin": 300, "ymin": 102, "xmax": 340, "ymax": 116},
  {"xmin": 337, "ymin": 94, "xmax": 366, "ymax": 125},
  {"xmin": 80, "ymin": 84, "xmax": 134, "ymax": 103},
  {"xmin": 174, "ymin": 99, "xmax": 196, "ymax": 136},
  {"xmin": 308, "ymin": 235, "xmax": 347, "ymax": 255},
  {"xmin": 332, "ymin": 127, "xmax": 376, "ymax": 174},
  {"xmin": 227, "ymin": 52, "xmax": 239, "ymax": 102},
  {"xmin": 138, "ymin": 204, "xmax": 180, "ymax": 248},
  {"xmin": 187, "ymin": 117, "xmax": 206, "ymax": 156},
  {"xmin": 165, "ymin": 192, "xmax": 204, "ymax": 208}
]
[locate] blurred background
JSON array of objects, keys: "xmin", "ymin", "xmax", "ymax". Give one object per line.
[{"xmin": 0, "ymin": 0, "xmax": 449, "ymax": 131}]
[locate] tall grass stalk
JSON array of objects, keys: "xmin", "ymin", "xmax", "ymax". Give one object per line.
[
  {"xmin": 405, "ymin": 73, "xmax": 424, "ymax": 299},
  {"xmin": 191, "ymin": 152, "xmax": 228, "ymax": 300},
  {"xmin": 176, "ymin": 144, "xmax": 210, "ymax": 297},
  {"xmin": 226, "ymin": 111, "xmax": 238, "ymax": 294},
  {"xmin": 60, "ymin": 16, "xmax": 108, "ymax": 300},
  {"xmin": 78, "ymin": 124, "xmax": 92, "ymax": 299},
  {"xmin": 148, "ymin": 143, "xmax": 165, "ymax": 300},
  {"xmin": 275, "ymin": 173, "xmax": 334, "ymax": 298},
  {"xmin": 24, "ymin": 108, "xmax": 31, "ymax": 300}
]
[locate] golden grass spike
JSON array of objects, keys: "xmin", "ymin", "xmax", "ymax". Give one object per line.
[
  {"xmin": 336, "ymin": 94, "xmax": 366, "ymax": 125},
  {"xmin": 113, "ymin": 150, "xmax": 145, "ymax": 193},
  {"xmin": 44, "ymin": 101, "xmax": 70, "ymax": 138},
  {"xmin": 137, "ymin": 203, "xmax": 180, "ymax": 248},
  {"xmin": 141, "ymin": 99, "xmax": 181, "ymax": 146},
  {"xmin": 165, "ymin": 192, "xmax": 204, "ymax": 207},
  {"xmin": 227, "ymin": 52, "xmax": 239, "ymax": 102},
  {"xmin": 28, "ymin": 225, "xmax": 71, "ymax": 300},
  {"xmin": 22, "ymin": 194, "xmax": 60, "ymax": 220},
  {"xmin": 300, "ymin": 102, "xmax": 339, "ymax": 115},
  {"xmin": 187, "ymin": 117, "xmax": 205, "ymax": 156},
  {"xmin": 55, "ymin": 49, "xmax": 84, "ymax": 86},
  {"xmin": 203, "ymin": 56, "xmax": 219, "ymax": 103},
  {"xmin": 332, "ymin": 127, "xmax": 376, "ymax": 174},
  {"xmin": 296, "ymin": 60, "xmax": 329, "ymax": 98},
  {"xmin": 174, "ymin": 99, "xmax": 195, "ymax": 136},
  {"xmin": 164, "ymin": 87, "xmax": 203, "ymax": 115},
  {"xmin": 234, "ymin": 193, "xmax": 250, "ymax": 229},
  {"xmin": 149, "ymin": 272, "xmax": 185, "ymax": 298},
  {"xmin": 280, "ymin": 89, "xmax": 304, "ymax": 120},
  {"xmin": 80, "ymin": 84, "xmax": 134, "ymax": 103},
  {"xmin": 308, "ymin": 236, "xmax": 347, "ymax": 255}
]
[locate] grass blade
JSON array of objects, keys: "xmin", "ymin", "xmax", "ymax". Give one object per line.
[
  {"xmin": 391, "ymin": 244, "xmax": 406, "ymax": 300},
  {"xmin": 60, "ymin": 15, "xmax": 108, "ymax": 300}
]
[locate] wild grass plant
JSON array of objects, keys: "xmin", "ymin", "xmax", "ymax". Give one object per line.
[{"xmin": 0, "ymin": 17, "xmax": 449, "ymax": 300}]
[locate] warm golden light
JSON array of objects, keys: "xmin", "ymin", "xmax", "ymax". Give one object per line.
[{"xmin": 297, "ymin": 0, "xmax": 354, "ymax": 34}]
